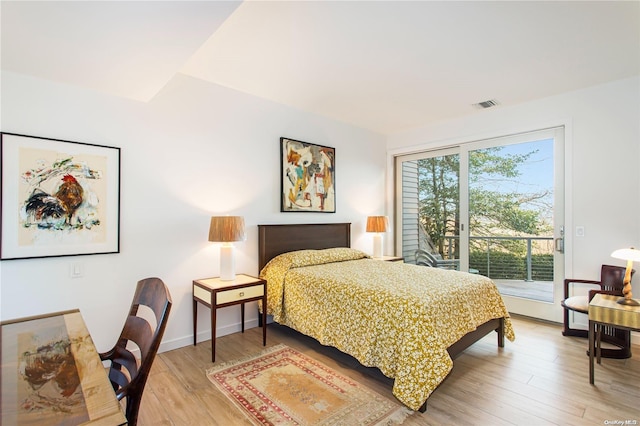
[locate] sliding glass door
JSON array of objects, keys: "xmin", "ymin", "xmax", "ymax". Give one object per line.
[
  {"xmin": 397, "ymin": 147, "xmax": 460, "ymax": 266},
  {"xmin": 396, "ymin": 128, "xmax": 565, "ymax": 321}
]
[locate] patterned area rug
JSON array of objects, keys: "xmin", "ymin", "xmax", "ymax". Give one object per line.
[{"xmin": 206, "ymin": 344, "xmax": 412, "ymax": 425}]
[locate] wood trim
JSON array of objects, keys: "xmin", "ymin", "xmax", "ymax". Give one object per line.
[
  {"xmin": 0, "ymin": 309, "xmax": 80, "ymax": 326},
  {"xmin": 257, "ymin": 223, "xmax": 351, "ymax": 271},
  {"xmin": 448, "ymin": 317, "xmax": 503, "ymax": 360}
]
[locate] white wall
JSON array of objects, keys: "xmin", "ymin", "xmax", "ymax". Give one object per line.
[
  {"xmin": 387, "ymin": 76, "xmax": 640, "ymax": 308},
  {"xmin": 0, "ymin": 71, "xmax": 387, "ymax": 353},
  {"xmin": 3, "ymin": 69, "xmax": 638, "ymax": 350}
]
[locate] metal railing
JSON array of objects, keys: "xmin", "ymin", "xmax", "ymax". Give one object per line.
[{"xmin": 441, "ymin": 235, "xmax": 554, "ymax": 282}]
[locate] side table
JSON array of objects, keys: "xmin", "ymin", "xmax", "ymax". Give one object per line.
[
  {"xmin": 193, "ymin": 274, "xmax": 267, "ymax": 362},
  {"xmin": 588, "ymin": 293, "xmax": 640, "ymax": 384}
]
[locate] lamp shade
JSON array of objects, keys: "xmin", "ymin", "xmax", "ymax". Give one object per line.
[
  {"xmin": 208, "ymin": 216, "xmax": 246, "ymax": 242},
  {"xmin": 366, "ymin": 216, "xmax": 389, "ymax": 233},
  {"xmin": 611, "ymin": 247, "xmax": 640, "ymax": 262}
]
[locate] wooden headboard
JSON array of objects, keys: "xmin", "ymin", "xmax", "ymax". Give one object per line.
[{"xmin": 258, "ymin": 223, "xmax": 351, "ymax": 271}]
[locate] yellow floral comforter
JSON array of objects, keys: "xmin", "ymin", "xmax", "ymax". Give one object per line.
[{"xmin": 260, "ymin": 247, "xmax": 515, "ymax": 410}]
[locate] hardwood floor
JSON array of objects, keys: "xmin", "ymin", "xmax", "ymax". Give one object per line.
[{"xmin": 139, "ymin": 315, "xmax": 640, "ymax": 425}]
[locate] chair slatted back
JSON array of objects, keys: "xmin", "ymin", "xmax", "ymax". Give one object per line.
[
  {"xmin": 101, "ymin": 277, "xmax": 172, "ymax": 426},
  {"xmin": 599, "ymin": 264, "xmax": 630, "ymax": 294}
]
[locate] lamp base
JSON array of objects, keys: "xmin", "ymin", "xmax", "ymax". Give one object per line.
[
  {"xmin": 220, "ymin": 245, "xmax": 236, "ymax": 281},
  {"xmin": 372, "ymin": 234, "xmax": 383, "ymax": 258},
  {"xmin": 617, "ymin": 297, "xmax": 640, "ymax": 306}
]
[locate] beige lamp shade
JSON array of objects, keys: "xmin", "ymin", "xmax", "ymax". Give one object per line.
[
  {"xmin": 208, "ymin": 216, "xmax": 246, "ymax": 242},
  {"xmin": 366, "ymin": 216, "xmax": 389, "ymax": 233}
]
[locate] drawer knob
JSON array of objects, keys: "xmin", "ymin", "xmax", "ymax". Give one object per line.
[{"xmin": 239, "ymin": 292, "xmax": 245, "ymax": 297}]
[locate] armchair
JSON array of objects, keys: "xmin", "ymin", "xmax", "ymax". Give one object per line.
[{"xmin": 561, "ymin": 264, "xmax": 632, "ymax": 359}]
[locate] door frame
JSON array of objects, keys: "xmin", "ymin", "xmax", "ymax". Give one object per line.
[
  {"xmin": 390, "ymin": 122, "xmax": 572, "ymax": 323},
  {"xmin": 461, "ymin": 127, "xmax": 565, "ymax": 322}
]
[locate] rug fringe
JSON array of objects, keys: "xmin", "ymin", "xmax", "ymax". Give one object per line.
[{"xmin": 377, "ymin": 406, "xmax": 414, "ymax": 425}]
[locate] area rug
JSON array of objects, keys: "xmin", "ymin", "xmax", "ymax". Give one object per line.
[{"xmin": 206, "ymin": 344, "xmax": 412, "ymax": 425}]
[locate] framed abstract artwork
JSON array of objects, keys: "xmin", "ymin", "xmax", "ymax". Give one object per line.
[
  {"xmin": 1, "ymin": 132, "xmax": 121, "ymax": 260},
  {"xmin": 281, "ymin": 137, "xmax": 335, "ymax": 213}
]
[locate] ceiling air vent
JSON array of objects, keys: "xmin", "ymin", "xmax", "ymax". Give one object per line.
[{"xmin": 473, "ymin": 99, "xmax": 500, "ymax": 109}]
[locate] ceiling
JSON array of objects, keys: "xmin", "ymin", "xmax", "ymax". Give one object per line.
[{"xmin": 2, "ymin": 1, "xmax": 639, "ymax": 134}]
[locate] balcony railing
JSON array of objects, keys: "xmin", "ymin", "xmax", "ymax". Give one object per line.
[{"xmin": 441, "ymin": 235, "xmax": 554, "ymax": 282}]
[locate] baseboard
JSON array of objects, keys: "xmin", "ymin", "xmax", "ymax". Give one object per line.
[{"xmin": 158, "ymin": 318, "xmax": 261, "ymax": 354}]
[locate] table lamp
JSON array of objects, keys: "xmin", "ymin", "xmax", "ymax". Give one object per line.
[
  {"xmin": 209, "ymin": 216, "xmax": 246, "ymax": 281},
  {"xmin": 611, "ymin": 247, "xmax": 640, "ymax": 306},
  {"xmin": 366, "ymin": 216, "xmax": 388, "ymax": 258}
]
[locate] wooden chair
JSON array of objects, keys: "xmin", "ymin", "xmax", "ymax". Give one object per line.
[
  {"xmin": 561, "ymin": 265, "xmax": 632, "ymax": 358},
  {"xmin": 99, "ymin": 277, "xmax": 172, "ymax": 425}
]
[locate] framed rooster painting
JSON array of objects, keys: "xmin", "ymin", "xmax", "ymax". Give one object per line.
[{"xmin": 1, "ymin": 133, "xmax": 120, "ymax": 260}]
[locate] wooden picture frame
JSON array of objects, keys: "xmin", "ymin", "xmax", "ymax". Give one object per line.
[
  {"xmin": 1, "ymin": 132, "xmax": 121, "ymax": 260},
  {"xmin": 280, "ymin": 137, "xmax": 335, "ymax": 213}
]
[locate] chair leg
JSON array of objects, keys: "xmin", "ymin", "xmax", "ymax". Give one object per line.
[
  {"xmin": 586, "ymin": 346, "xmax": 632, "ymax": 359},
  {"xmin": 562, "ymin": 309, "xmax": 589, "ymax": 337},
  {"xmin": 584, "ymin": 328, "xmax": 632, "ymax": 359},
  {"xmin": 563, "ymin": 309, "xmax": 631, "ymax": 359},
  {"xmin": 600, "ymin": 328, "xmax": 632, "ymax": 359},
  {"xmin": 125, "ymin": 395, "xmax": 141, "ymax": 426},
  {"xmin": 562, "ymin": 308, "xmax": 586, "ymax": 336},
  {"xmin": 562, "ymin": 327, "xmax": 588, "ymax": 338}
]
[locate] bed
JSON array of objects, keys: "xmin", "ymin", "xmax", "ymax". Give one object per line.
[{"xmin": 258, "ymin": 223, "xmax": 515, "ymax": 412}]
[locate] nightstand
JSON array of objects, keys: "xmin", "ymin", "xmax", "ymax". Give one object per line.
[
  {"xmin": 375, "ymin": 255, "xmax": 404, "ymax": 262},
  {"xmin": 193, "ymin": 274, "xmax": 267, "ymax": 362}
]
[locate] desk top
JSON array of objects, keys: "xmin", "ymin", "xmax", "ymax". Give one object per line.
[
  {"xmin": 589, "ymin": 294, "xmax": 640, "ymax": 329},
  {"xmin": 1, "ymin": 309, "xmax": 127, "ymax": 425}
]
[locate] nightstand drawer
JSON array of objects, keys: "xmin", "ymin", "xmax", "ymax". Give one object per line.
[
  {"xmin": 193, "ymin": 285, "xmax": 211, "ymax": 303},
  {"xmin": 217, "ymin": 284, "xmax": 264, "ymax": 304}
]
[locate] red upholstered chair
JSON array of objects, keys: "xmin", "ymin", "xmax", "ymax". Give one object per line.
[
  {"xmin": 561, "ymin": 265, "xmax": 632, "ymax": 359},
  {"xmin": 99, "ymin": 277, "xmax": 172, "ymax": 426}
]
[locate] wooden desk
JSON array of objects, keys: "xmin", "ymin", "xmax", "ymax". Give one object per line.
[
  {"xmin": 1, "ymin": 309, "xmax": 127, "ymax": 425},
  {"xmin": 588, "ymin": 294, "xmax": 640, "ymax": 384},
  {"xmin": 193, "ymin": 274, "xmax": 267, "ymax": 362}
]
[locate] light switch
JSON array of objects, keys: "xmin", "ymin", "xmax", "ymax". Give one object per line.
[{"xmin": 70, "ymin": 262, "xmax": 83, "ymax": 278}]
